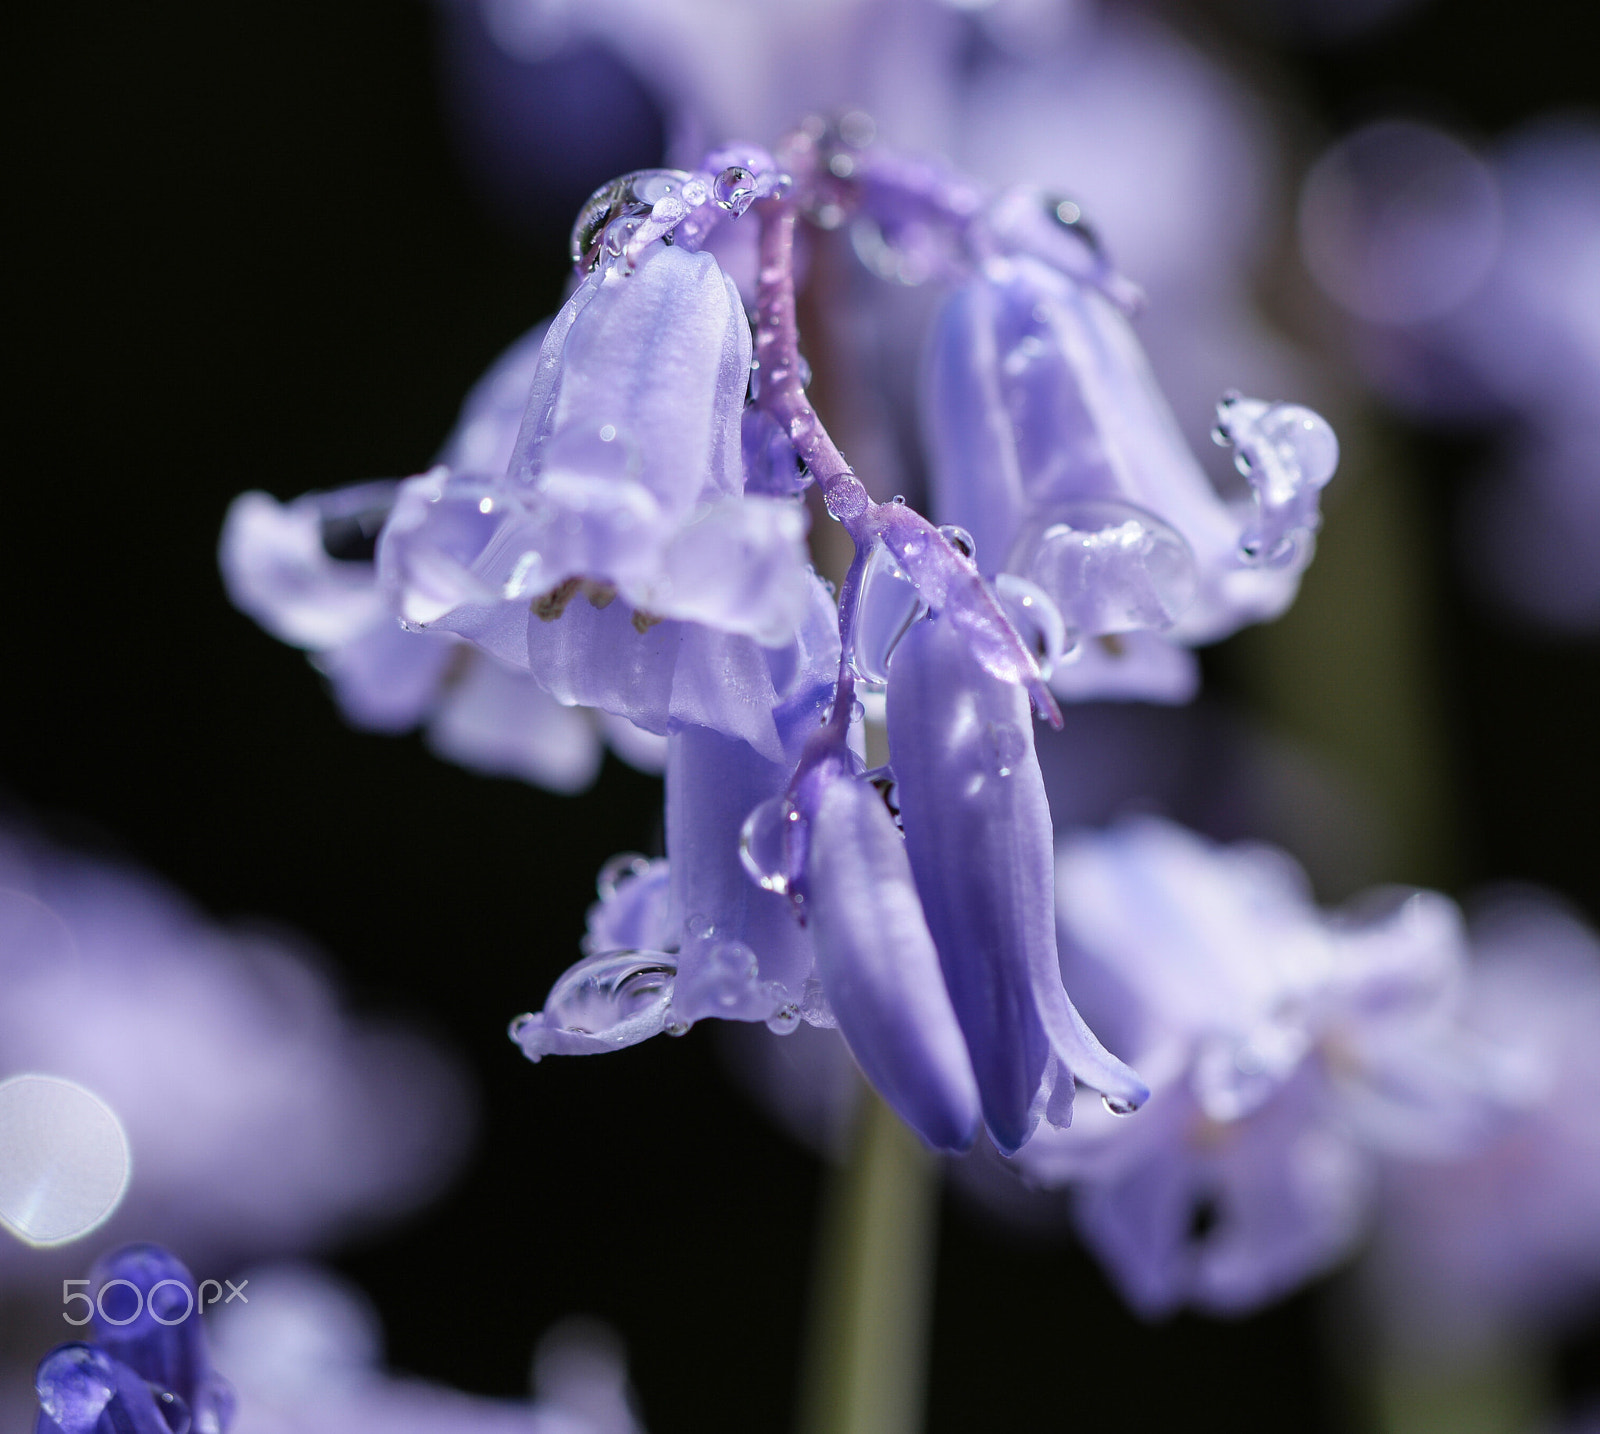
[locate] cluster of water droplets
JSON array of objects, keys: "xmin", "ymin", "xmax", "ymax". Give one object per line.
[
  {"xmin": 1005, "ymin": 498, "xmax": 1198, "ymax": 654},
  {"xmin": 569, "ymin": 165, "xmax": 764, "ymax": 274},
  {"xmin": 1212, "ymin": 393, "xmax": 1340, "ymax": 565}
]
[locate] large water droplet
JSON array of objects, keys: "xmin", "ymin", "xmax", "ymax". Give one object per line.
[
  {"xmin": 993, "ymin": 573, "xmax": 1066, "ymax": 679},
  {"xmin": 1008, "ymin": 499, "xmax": 1197, "ymax": 641},
  {"xmin": 1213, "ymin": 395, "xmax": 1339, "ymax": 564},
  {"xmin": 541, "ymin": 951, "xmax": 676, "ymax": 1036},
  {"xmin": 569, "ymin": 169, "xmax": 695, "ymax": 270},
  {"xmin": 0, "ymin": 1074, "xmax": 130, "ymax": 1247},
  {"xmin": 1102, "ymin": 1094, "xmax": 1139, "ymax": 1117},
  {"xmin": 713, "ymin": 166, "xmax": 757, "ymax": 216},
  {"xmin": 36, "ymin": 1344, "xmax": 118, "ymax": 1430},
  {"xmin": 739, "ymin": 796, "xmax": 797, "ymax": 894},
  {"xmin": 850, "ymin": 540, "xmax": 928, "ymax": 687},
  {"xmin": 766, "ymin": 1004, "xmax": 801, "ymax": 1035}
]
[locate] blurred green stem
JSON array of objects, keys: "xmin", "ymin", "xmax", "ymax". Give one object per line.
[
  {"xmin": 797, "ymin": 1089, "xmax": 939, "ymax": 1434},
  {"xmin": 1372, "ymin": 1346, "xmax": 1550, "ymax": 1434}
]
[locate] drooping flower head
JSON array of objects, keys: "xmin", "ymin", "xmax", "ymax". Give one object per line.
[{"xmin": 225, "ymin": 120, "xmax": 1337, "ymax": 1158}]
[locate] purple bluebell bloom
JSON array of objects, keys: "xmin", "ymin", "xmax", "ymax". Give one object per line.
[
  {"xmin": 887, "ymin": 613, "xmax": 1145, "ymax": 1151},
  {"xmin": 1365, "ymin": 893, "xmax": 1600, "ymax": 1354},
  {"xmin": 1016, "ymin": 817, "xmax": 1513, "ymax": 1315},
  {"xmin": 34, "ymin": 1244, "xmax": 235, "ymax": 1434},
  {"xmin": 1300, "ymin": 116, "xmax": 1600, "ymax": 628},
  {"xmin": 220, "ymin": 316, "xmax": 670, "ymax": 790},
  {"xmin": 923, "ymin": 246, "xmax": 1337, "ymax": 700}
]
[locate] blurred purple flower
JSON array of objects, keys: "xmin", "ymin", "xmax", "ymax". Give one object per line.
[
  {"xmin": 0, "ymin": 828, "xmax": 473, "ymax": 1277},
  {"xmin": 1299, "ymin": 115, "xmax": 1600, "ymax": 628},
  {"xmin": 1365, "ymin": 893, "xmax": 1600, "ymax": 1354},
  {"xmin": 1015, "ymin": 817, "xmax": 1514, "ymax": 1315}
]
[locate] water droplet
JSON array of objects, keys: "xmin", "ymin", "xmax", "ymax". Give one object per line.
[
  {"xmin": 684, "ymin": 912, "xmax": 716, "ymax": 941},
  {"xmin": 938, "ymin": 524, "xmax": 977, "ymax": 561},
  {"xmin": 508, "ymin": 1012, "xmax": 537, "ymax": 1040},
  {"xmin": 0, "ymin": 1074, "xmax": 130, "ymax": 1247},
  {"xmin": 650, "ymin": 195, "xmax": 689, "ymax": 228},
  {"xmin": 541, "ymin": 950, "xmax": 677, "ymax": 1036},
  {"xmin": 713, "ymin": 165, "xmax": 757, "ymax": 216},
  {"xmin": 36, "ymin": 1344, "xmax": 118, "ymax": 1425},
  {"xmin": 680, "ymin": 177, "xmax": 709, "ymax": 207},
  {"xmin": 1043, "ymin": 192, "xmax": 1102, "ymax": 255},
  {"xmin": 1102, "ymin": 1094, "xmax": 1139, "ymax": 1117},
  {"xmin": 850, "ymin": 540, "xmax": 928, "ymax": 686},
  {"xmin": 980, "ymin": 722, "xmax": 1027, "ymax": 778},
  {"xmin": 152, "ymin": 1387, "xmax": 193, "ymax": 1434},
  {"xmin": 569, "ymin": 169, "xmax": 696, "ymax": 270},
  {"xmin": 596, "ymin": 852, "xmax": 652, "ymax": 901},
  {"xmin": 1212, "ymin": 396, "xmax": 1339, "ymax": 564},
  {"xmin": 739, "ymin": 796, "xmax": 796, "ymax": 894},
  {"xmin": 891, "ymin": 493, "xmax": 906, "ymax": 504},
  {"xmin": 662, "ymin": 1014, "xmax": 692, "ymax": 1038},
  {"xmin": 993, "ymin": 573, "xmax": 1066, "ymax": 679},
  {"xmin": 766, "ymin": 1003, "xmax": 802, "ymax": 1035},
  {"xmin": 1008, "ymin": 499, "xmax": 1197, "ymax": 641},
  {"xmin": 598, "ymin": 424, "xmax": 618, "ymax": 443}
]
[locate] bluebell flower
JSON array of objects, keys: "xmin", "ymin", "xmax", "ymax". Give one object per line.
[
  {"xmin": 923, "ymin": 243, "xmax": 1337, "ymax": 701},
  {"xmin": 1015, "ymin": 817, "xmax": 1515, "ymax": 1315},
  {"xmin": 34, "ymin": 1244, "xmax": 236, "ymax": 1434},
  {"xmin": 1300, "ymin": 116, "xmax": 1600, "ymax": 628},
  {"xmin": 220, "ymin": 313, "xmax": 670, "ymax": 789},
  {"xmin": 1365, "ymin": 893, "xmax": 1600, "ymax": 1355}
]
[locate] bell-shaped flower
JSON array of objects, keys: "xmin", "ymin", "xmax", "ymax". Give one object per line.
[
  {"xmin": 885, "ymin": 612, "xmax": 1147, "ymax": 1153},
  {"xmin": 922, "ymin": 249, "xmax": 1336, "ymax": 701},
  {"xmin": 220, "ymin": 483, "xmax": 660, "ymax": 792},
  {"xmin": 381, "ymin": 241, "xmax": 815, "ymax": 650},
  {"xmin": 1015, "ymin": 817, "xmax": 1516, "ymax": 1316}
]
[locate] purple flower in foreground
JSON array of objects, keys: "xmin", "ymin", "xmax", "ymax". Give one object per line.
[
  {"xmin": 1366, "ymin": 894, "xmax": 1600, "ymax": 1354},
  {"xmin": 0, "ymin": 828, "xmax": 472, "ymax": 1274},
  {"xmin": 34, "ymin": 1244, "xmax": 235, "ymax": 1434},
  {"xmin": 243, "ymin": 129, "xmax": 1336, "ymax": 1157},
  {"xmin": 1015, "ymin": 818, "xmax": 1513, "ymax": 1315}
]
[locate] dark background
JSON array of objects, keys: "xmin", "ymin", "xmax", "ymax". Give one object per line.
[{"xmin": 5, "ymin": 1, "xmax": 1598, "ymax": 1430}]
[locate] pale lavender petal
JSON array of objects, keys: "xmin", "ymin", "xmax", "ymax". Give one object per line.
[{"xmin": 426, "ymin": 656, "xmax": 603, "ymax": 793}]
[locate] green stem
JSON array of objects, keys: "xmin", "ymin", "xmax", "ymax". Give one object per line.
[
  {"xmin": 1372, "ymin": 1345, "xmax": 1550, "ymax": 1434},
  {"xmin": 797, "ymin": 1088, "xmax": 940, "ymax": 1434}
]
